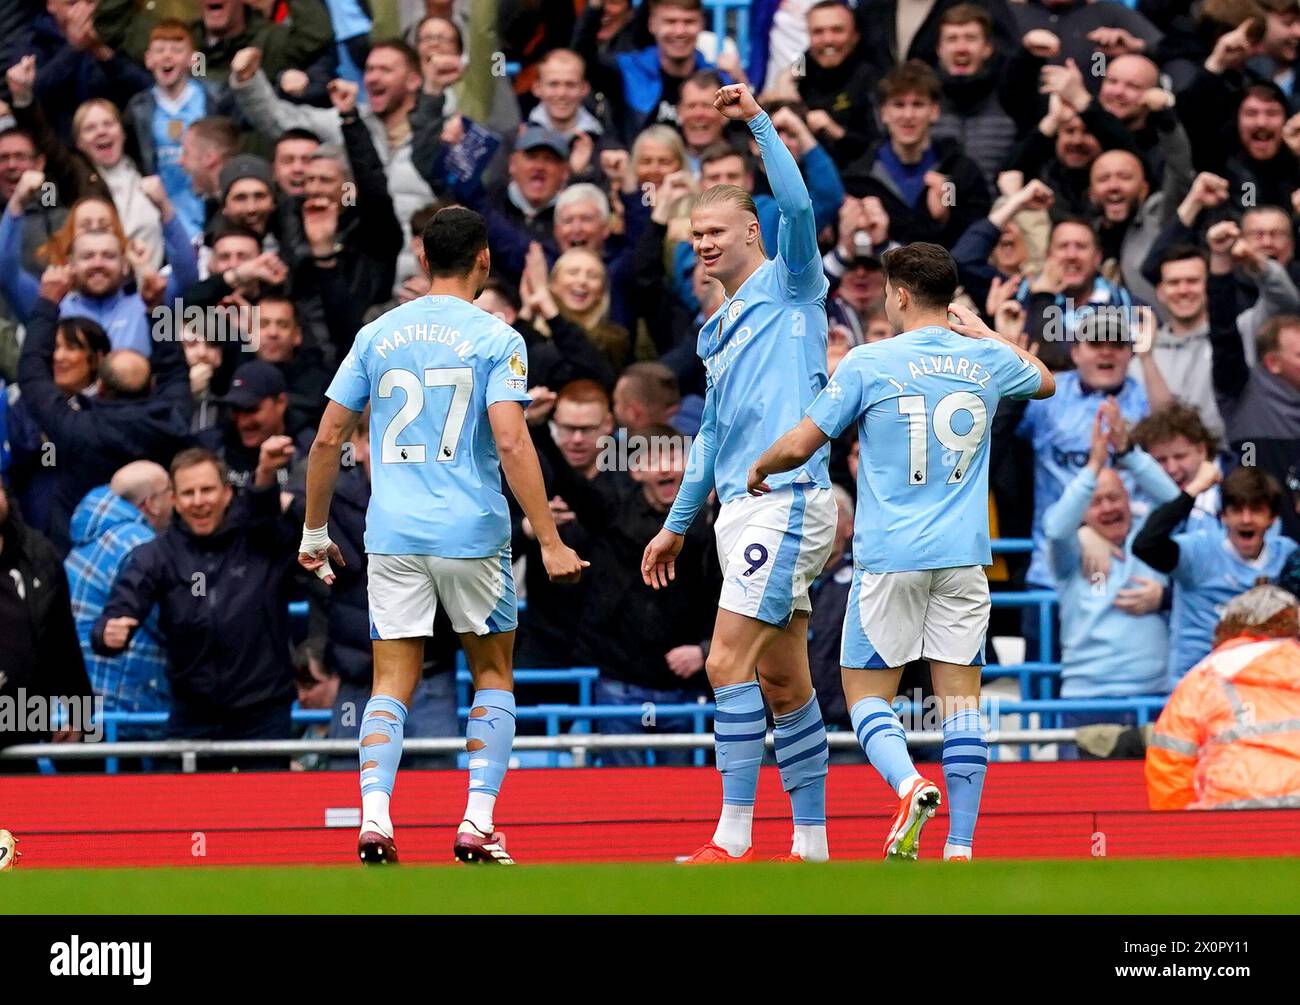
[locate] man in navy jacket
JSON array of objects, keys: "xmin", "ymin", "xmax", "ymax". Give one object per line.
[{"xmin": 93, "ymin": 447, "xmax": 298, "ymax": 769}]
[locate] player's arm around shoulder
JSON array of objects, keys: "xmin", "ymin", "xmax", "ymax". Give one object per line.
[
  {"xmin": 748, "ymin": 416, "xmax": 831, "ymax": 496},
  {"xmin": 948, "ymin": 301, "xmax": 1055, "ymax": 399},
  {"xmin": 749, "ymin": 349, "xmax": 868, "ymax": 495}
]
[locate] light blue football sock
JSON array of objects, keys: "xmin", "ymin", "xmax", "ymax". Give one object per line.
[
  {"xmin": 713, "ymin": 681, "xmax": 766, "ymax": 807},
  {"xmin": 773, "ymin": 694, "xmax": 829, "ymax": 825},
  {"xmin": 466, "ymin": 689, "xmax": 516, "ymax": 797},
  {"xmin": 359, "ymin": 695, "xmax": 408, "ymax": 832},
  {"xmin": 942, "ymin": 708, "xmax": 988, "ymax": 850},
  {"xmin": 850, "ymin": 695, "xmax": 916, "ymax": 794}
]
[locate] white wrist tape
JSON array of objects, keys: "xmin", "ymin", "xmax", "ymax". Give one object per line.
[{"xmin": 299, "ymin": 524, "xmax": 334, "ymax": 581}]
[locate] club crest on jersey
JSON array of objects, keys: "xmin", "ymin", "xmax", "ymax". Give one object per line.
[{"xmin": 727, "ymin": 300, "xmax": 745, "ymax": 323}]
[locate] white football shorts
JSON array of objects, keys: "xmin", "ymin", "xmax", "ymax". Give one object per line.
[
  {"xmin": 715, "ymin": 484, "xmax": 837, "ymax": 628},
  {"xmin": 368, "ymin": 550, "xmax": 516, "ymax": 639},
  {"xmin": 840, "ymin": 565, "xmax": 989, "ymax": 669}
]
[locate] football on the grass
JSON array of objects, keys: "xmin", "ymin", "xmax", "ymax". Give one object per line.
[{"xmin": 0, "ymin": 830, "xmax": 18, "ymax": 871}]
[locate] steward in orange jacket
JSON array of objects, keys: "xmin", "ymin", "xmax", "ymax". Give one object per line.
[{"xmin": 1147, "ymin": 585, "xmax": 1300, "ymax": 810}]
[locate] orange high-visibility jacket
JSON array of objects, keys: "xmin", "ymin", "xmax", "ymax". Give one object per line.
[{"xmin": 1146, "ymin": 637, "xmax": 1300, "ymax": 810}]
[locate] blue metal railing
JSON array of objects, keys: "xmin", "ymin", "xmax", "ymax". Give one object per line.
[
  {"xmin": 82, "ymin": 535, "xmax": 1142, "ymax": 774},
  {"xmin": 707, "ymin": 0, "xmax": 751, "ymax": 63}
]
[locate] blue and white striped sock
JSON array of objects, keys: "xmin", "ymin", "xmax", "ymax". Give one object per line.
[
  {"xmin": 850, "ymin": 696, "xmax": 919, "ymax": 796},
  {"xmin": 774, "ymin": 694, "xmax": 830, "ymax": 861},
  {"xmin": 359, "ymin": 695, "xmax": 408, "ymax": 838},
  {"xmin": 463, "ymin": 689, "xmax": 516, "ymax": 832},
  {"xmin": 712, "ymin": 680, "xmax": 766, "ymax": 856},
  {"xmin": 942, "ymin": 708, "xmax": 988, "ymax": 857}
]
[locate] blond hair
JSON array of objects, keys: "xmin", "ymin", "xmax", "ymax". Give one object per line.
[
  {"xmin": 694, "ymin": 184, "xmax": 766, "ymax": 255},
  {"xmin": 550, "ymin": 247, "xmax": 612, "ymax": 332},
  {"xmin": 537, "ymin": 247, "xmax": 629, "ymax": 366},
  {"xmin": 72, "ymin": 99, "xmax": 122, "ymax": 148}
]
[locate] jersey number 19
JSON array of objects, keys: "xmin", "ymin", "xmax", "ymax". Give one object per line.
[
  {"xmin": 379, "ymin": 367, "xmax": 474, "ymax": 464},
  {"xmin": 897, "ymin": 391, "xmax": 987, "ymax": 486}
]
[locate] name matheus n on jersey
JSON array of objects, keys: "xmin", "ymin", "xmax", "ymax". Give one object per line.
[{"xmin": 372, "ymin": 323, "xmax": 476, "ymax": 360}]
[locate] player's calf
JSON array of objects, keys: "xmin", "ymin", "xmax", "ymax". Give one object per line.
[
  {"xmin": 941, "ymin": 707, "xmax": 988, "ymax": 861},
  {"xmin": 850, "ymin": 695, "xmax": 922, "ymax": 797},
  {"xmin": 848, "ymin": 694, "xmax": 942, "ymax": 859},
  {"xmin": 461, "ymin": 688, "xmax": 516, "ymax": 835},
  {"xmin": 705, "ymin": 680, "xmax": 766, "ymax": 859},
  {"xmin": 773, "ymin": 694, "xmax": 830, "ymax": 862},
  {"xmin": 358, "ymin": 695, "xmax": 407, "ymax": 845}
]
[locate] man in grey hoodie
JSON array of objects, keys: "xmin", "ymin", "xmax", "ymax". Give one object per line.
[{"xmin": 1129, "ymin": 244, "xmax": 1221, "ymax": 439}]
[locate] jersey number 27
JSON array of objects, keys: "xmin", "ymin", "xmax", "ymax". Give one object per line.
[
  {"xmin": 897, "ymin": 391, "xmax": 987, "ymax": 485},
  {"xmin": 378, "ymin": 367, "xmax": 474, "ymax": 464}
]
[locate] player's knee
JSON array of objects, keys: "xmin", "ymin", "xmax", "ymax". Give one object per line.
[
  {"xmin": 705, "ymin": 646, "xmax": 748, "ymax": 686},
  {"xmin": 759, "ymin": 681, "xmax": 795, "ymax": 715},
  {"xmin": 466, "ymin": 738, "xmax": 486, "ymax": 752},
  {"xmin": 758, "ymin": 671, "xmax": 809, "ymax": 715}
]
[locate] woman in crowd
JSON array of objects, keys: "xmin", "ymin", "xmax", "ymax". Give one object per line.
[
  {"xmin": 1, "ymin": 185, "xmax": 195, "ymax": 323},
  {"xmin": 544, "ymin": 245, "xmax": 631, "ymax": 372}
]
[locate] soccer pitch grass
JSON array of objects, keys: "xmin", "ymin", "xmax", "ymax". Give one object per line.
[{"xmin": 3, "ymin": 857, "xmax": 1299, "ymax": 913}]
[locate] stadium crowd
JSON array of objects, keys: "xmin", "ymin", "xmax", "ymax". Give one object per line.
[{"xmin": 1, "ymin": 0, "xmax": 1299, "ymax": 778}]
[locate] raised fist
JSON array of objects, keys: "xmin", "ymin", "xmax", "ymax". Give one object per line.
[
  {"xmin": 1022, "ymin": 29, "xmax": 1060, "ymax": 60},
  {"xmin": 231, "ymin": 47, "xmax": 263, "ymax": 84},
  {"xmin": 39, "ymin": 264, "xmax": 73, "ymax": 304},
  {"xmin": 12, "ymin": 169, "xmax": 46, "ymax": 208},
  {"xmin": 327, "ymin": 79, "xmax": 359, "ymax": 115},
  {"xmin": 713, "ymin": 83, "xmax": 762, "ymax": 122},
  {"xmin": 279, "ymin": 69, "xmax": 309, "ymax": 97},
  {"xmin": 1206, "ymin": 220, "xmax": 1241, "ymax": 256},
  {"xmin": 5, "ymin": 55, "xmax": 37, "ymax": 107},
  {"xmin": 1186, "ymin": 172, "xmax": 1230, "ymax": 209}
]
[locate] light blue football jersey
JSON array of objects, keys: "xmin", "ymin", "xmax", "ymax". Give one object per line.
[
  {"xmin": 807, "ymin": 325, "xmax": 1042, "ymax": 573},
  {"xmin": 1016, "ymin": 372, "xmax": 1150, "ymax": 586},
  {"xmin": 663, "ymin": 109, "xmax": 831, "ymax": 534},
  {"xmin": 1166, "ymin": 531, "xmax": 1298, "ymax": 685},
  {"xmin": 325, "ymin": 295, "xmax": 532, "ymax": 558}
]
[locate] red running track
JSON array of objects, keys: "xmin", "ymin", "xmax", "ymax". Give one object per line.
[{"xmin": 2, "ymin": 761, "xmax": 1298, "ymax": 868}]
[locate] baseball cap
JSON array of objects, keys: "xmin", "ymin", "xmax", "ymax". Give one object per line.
[
  {"xmin": 516, "ymin": 125, "xmax": 570, "ymax": 159},
  {"xmin": 218, "ymin": 361, "xmax": 286, "ymax": 410},
  {"xmin": 1075, "ymin": 308, "xmax": 1135, "ymax": 345}
]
